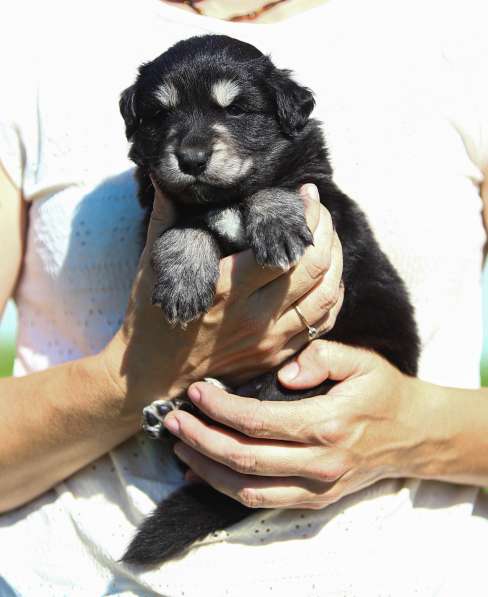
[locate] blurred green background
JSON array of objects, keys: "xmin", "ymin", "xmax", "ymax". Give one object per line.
[
  {"xmin": 2, "ymin": 273, "xmax": 488, "ymax": 379},
  {"xmin": 0, "ymin": 301, "xmax": 16, "ymax": 377}
]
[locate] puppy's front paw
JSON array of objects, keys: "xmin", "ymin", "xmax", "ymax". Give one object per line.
[
  {"xmin": 152, "ymin": 277, "xmax": 215, "ymax": 327},
  {"xmin": 142, "ymin": 398, "xmax": 196, "ymax": 439},
  {"xmin": 151, "ymin": 227, "xmax": 220, "ymax": 326},
  {"xmin": 247, "ymin": 203, "xmax": 313, "ymax": 269}
]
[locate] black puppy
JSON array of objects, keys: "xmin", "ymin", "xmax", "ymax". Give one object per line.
[{"xmin": 119, "ymin": 35, "xmax": 420, "ymax": 565}]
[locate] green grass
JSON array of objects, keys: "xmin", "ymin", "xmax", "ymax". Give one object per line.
[
  {"xmin": 0, "ymin": 337, "xmax": 15, "ymax": 378},
  {"xmin": 481, "ymin": 361, "xmax": 488, "ymax": 388},
  {"xmin": 0, "ymin": 301, "xmax": 16, "ymax": 378}
]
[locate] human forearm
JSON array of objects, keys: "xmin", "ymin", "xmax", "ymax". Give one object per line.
[
  {"xmin": 406, "ymin": 378, "xmax": 488, "ymax": 487},
  {"xmin": 0, "ymin": 354, "xmax": 138, "ymax": 513}
]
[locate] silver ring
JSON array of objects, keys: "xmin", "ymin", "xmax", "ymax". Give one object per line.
[{"xmin": 294, "ymin": 305, "xmax": 319, "ymax": 341}]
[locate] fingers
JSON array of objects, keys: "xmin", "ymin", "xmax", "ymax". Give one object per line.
[
  {"xmin": 143, "ymin": 178, "xmax": 177, "ymax": 257},
  {"xmin": 278, "ymin": 340, "xmax": 370, "ymax": 389},
  {"xmin": 272, "ymin": 233, "xmax": 343, "ymax": 336},
  {"xmin": 286, "ymin": 233, "xmax": 343, "ymax": 318},
  {"xmin": 245, "ymin": 233, "xmax": 342, "ymax": 369},
  {"xmin": 251, "ymin": 202, "xmax": 335, "ymax": 312},
  {"xmin": 185, "ymin": 381, "xmax": 326, "ymax": 443},
  {"xmin": 216, "ymin": 184, "xmax": 321, "ymax": 296},
  {"xmin": 174, "ymin": 442, "xmax": 339, "ymax": 509},
  {"xmin": 301, "ymin": 184, "xmax": 322, "ymax": 234},
  {"xmin": 164, "ymin": 410, "xmax": 340, "ymax": 479},
  {"xmin": 277, "ymin": 284, "xmax": 345, "ymax": 364}
]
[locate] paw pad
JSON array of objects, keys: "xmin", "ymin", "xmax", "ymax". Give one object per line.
[{"xmin": 142, "ymin": 400, "xmax": 175, "ymax": 439}]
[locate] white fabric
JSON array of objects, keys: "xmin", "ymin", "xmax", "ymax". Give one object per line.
[{"xmin": 1, "ymin": 0, "xmax": 488, "ymax": 595}]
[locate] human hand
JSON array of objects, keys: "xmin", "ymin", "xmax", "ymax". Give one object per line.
[
  {"xmin": 164, "ymin": 341, "xmax": 426, "ymax": 509},
  {"xmin": 100, "ymin": 183, "xmax": 344, "ymax": 414}
]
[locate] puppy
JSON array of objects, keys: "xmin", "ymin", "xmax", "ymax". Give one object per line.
[{"xmin": 119, "ymin": 35, "xmax": 420, "ymax": 565}]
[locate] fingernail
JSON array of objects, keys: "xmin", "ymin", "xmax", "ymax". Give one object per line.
[
  {"xmin": 279, "ymin": 361, "xmax": 300, "ymax": 382},
  {"xmin": 188, "ymin": 385, "xmax": 201, "ymax": 403},
  {"xmin": 306, "ymin": 184, "xmax": 319, "ymax": 202},
  {"xmin": 164, "ymin": 416, "xmax": 180, "ymax": 434}
]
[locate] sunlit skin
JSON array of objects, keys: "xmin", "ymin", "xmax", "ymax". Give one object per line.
[{"xmin": 163, "ymin": 342, "xmax": 488, "ymax": 509}]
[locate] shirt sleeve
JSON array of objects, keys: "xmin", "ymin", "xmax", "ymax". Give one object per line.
[
  {"xmin": 442, "ymin": 0, "xmax": 488, "ymax": 177},
  {"xmin": 0, "ymin": 77, "xmax": 40, "ymax": 197},
  {"xmin": 0, "ymin": 115, "xmax": 25, "ymax": 190},
  {"xmin": 0, "ymin": 2, "xmax": 40, "ymax": 194}
]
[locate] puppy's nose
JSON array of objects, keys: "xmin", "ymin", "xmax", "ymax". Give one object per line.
[{"xmin": 176, "ymin": 146, "xmax": 210, "ymax": 176}]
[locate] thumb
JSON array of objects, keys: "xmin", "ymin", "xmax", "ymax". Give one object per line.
[
  {"xmin": 145, "ymin": 176, "xmax": 176, "ymax": 250},
  {"xmin": 278, "ymin": 340, "xmax": 368, "ymax": 389},
  {"xmin": 143, "ymin": 177, "xmax": 176, "ymax": 262}
]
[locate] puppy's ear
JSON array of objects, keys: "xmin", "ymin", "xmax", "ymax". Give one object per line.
[
  {"xmin": 268, "ymin": 69, "xmax": 315, "ymax": 137},
  {"xmin": 119, "ymin": 84, "xmax": 139, "ymax": 140}
]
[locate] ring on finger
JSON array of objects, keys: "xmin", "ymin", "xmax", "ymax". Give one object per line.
[{"xmin": 294, "ymin": 305, "xmax": 319, "ymax": 341}]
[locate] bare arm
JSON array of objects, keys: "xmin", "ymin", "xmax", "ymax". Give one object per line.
[
  {"xmin": 0, "ymin": 163, "xmax": 26, "ymax": 315},
  {"xmin": 0, "ymin": 180, "xmax": 343, "ymax": 512},
  {"xmin": 0, "ymin": 356, "xmax": 139, "ymax": 512},
  {"xmin": 0, "ymin": 166, "xmax": 140, "ymax": 511}
]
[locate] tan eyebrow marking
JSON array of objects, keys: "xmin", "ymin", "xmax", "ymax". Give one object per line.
[
  {"xmin": 211, "ymin": 80, "xmax": 240, "ymax": 107},
  {"xmin": 155, "ymin": 82, "xmax": 179, "ymax": 108}
]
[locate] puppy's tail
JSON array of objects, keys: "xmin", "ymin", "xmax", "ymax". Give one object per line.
[{"xmin": 122, "ymin": 484, "xmax": 250, "ymax": 566}]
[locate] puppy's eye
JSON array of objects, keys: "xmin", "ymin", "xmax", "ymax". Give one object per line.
[
  {"xmin": 142, "ymin": 110, "xmax": 165, "ymax": 124},
  {"xmin": 226, "ymin": 104, "xmax": 246, "ymax": 116}
]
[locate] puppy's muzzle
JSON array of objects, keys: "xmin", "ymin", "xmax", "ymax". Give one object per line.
[{"xmin": 176, "ymin": 146, "xmax": 211, "ymax": 176}]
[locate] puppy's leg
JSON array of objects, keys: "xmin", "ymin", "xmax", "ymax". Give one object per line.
[
  {"xmin": 243, "ymin": 189, "xmax": 314, "ymax": 269},
  {"xmin": 151, "ymin": 226, "xmax": 221, "ymax": 326},
  {"xmin": 142, "ymin": 397, "xmax": 198, "ymax": 439},
  {"xmin": 142, "ymin": 378, "xmax": 229, "ymax": 440}
]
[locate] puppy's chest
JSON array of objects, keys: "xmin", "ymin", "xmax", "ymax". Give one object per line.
[{"xmin": 205, "ymin": 206, "xmax": 248, "ymax": 255}]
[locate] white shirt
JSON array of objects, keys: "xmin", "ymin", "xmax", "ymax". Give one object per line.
[{"xmin": 1, "ymin": 0, "xmax": 488, "ymax": 595}]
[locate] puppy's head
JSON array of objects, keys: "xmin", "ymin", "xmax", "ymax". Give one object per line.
[{"xmin": 120, "ymin": 35, "xmax": 315, "ymax": 204}]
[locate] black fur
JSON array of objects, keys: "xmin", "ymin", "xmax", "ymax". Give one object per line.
[{"xmin": 119, "ymin": 35, "xmax": 420, "ymax": 566}]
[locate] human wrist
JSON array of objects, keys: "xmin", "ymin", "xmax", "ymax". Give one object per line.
[
  {"xmin": 395, "ymin": 377, "xmax": 450, "ymax": 480},
  {"xmin": 398, "ymin": 378, "xmax": 488, "ymax": 486},
  {"xmin": 415, "ymin": 383, "xmax": 488, "ymax": 486},
  {"xmin": 75, "ymin": 351, "xmax": 137, "ymax": 429},
  {"xmin": 98, "ymin": 330, "xmax": 191, "ymax": 417}
]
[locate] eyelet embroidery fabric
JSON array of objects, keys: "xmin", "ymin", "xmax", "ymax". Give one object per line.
[{"xmin": 1, "ymin": 0, "xmax": 488, "ymax": 595}]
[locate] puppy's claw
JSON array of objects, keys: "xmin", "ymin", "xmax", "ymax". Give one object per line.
[
  {"xmin": 251, "ymin": 223, "xmax": 313, "ymax": 270},
  {"xmin": 151, "ymin": 284, "xmax": 214, "ymax": 327}
]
